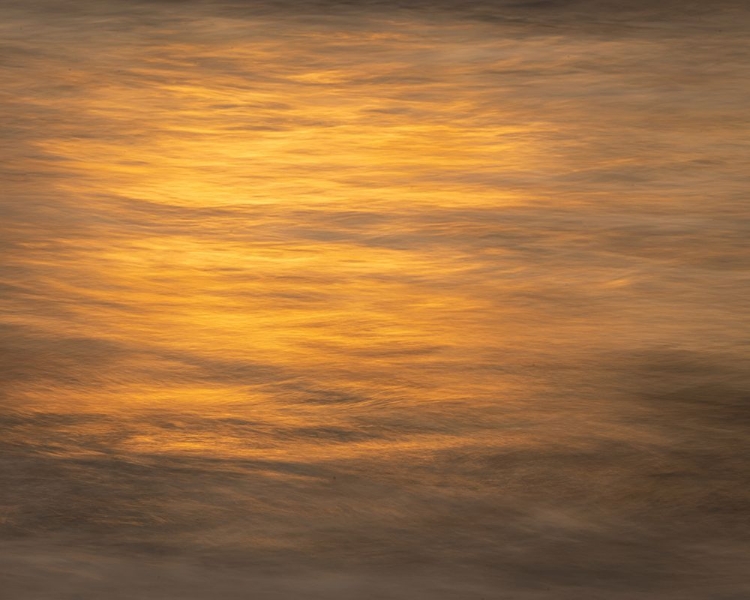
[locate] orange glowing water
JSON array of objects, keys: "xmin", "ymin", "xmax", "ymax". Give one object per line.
[{"xmin": 1, "ymin": 2, "xmax": 749, "ymax": 598}]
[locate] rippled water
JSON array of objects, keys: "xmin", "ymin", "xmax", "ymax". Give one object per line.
[{"xmin": 2, "ymin": 1, "xmax": 749, "ymax": 598}]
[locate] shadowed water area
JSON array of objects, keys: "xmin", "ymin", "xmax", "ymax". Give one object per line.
[{"xmin": 1, "ymin": 0, "xmax": 749, "ymax": 597}]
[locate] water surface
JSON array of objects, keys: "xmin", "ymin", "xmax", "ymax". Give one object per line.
[{"xmin": 1, "ymin": 1, "xmax": 749, "ymax": 598}]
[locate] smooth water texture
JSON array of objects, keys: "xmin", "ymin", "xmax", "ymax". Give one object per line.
[{"xmin": 1, "ymin": 1, "xmax": 749, "ymax": 598}]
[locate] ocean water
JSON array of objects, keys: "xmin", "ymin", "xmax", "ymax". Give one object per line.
[{"xmin": 1, "ymin": 1, "xmax": 749, "ymax": 598}]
